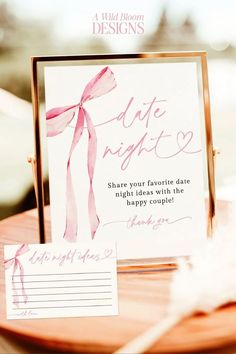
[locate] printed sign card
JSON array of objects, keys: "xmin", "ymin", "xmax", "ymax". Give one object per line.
[
  {"xmin": 4, "ymin": 242, "xmax": 118, "ymax": 319},
  {"xmin": 41, "ymin": 54, "xmax": 213, "ymax": 260}
]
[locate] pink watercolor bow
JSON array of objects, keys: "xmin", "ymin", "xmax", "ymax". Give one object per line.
[
  {"xmin": 46, "ymin": 66, "xmax": 117, "ymax": 241},
  {"xmin": 4, "ymin": 244, "xmax": 29, "ymax": 306}
]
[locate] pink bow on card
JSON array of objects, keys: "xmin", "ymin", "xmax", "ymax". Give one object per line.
[
  {"xmin": 46, "ymin": 66, "xmax": 117, "ymax": 241},
  {"xmin": 4, "ymin": 244, "xmax": 29, "ymax": 306}
]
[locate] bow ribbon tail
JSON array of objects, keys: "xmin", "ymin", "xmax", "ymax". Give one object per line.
[
  {"xmin": 4, "ymin": 244, "xmax": 29, "ymax": 307},
  {"xmin": 12, "ymin": 259, "xmax": 19, "ymax": 306},
  {"xmin": 17, "ymin": 260, "xmax": 28, "ymax": 304},
  {"xmin": 64, "ymin": 106, "xmax": 85, "ymax": 242},
  {"xmin": 84, "ymin": 109, "xmax": 100, "ymax": 239},
  {"xmin": 11, "ymin": 259, "xmax": 27, "ymax": 305}
]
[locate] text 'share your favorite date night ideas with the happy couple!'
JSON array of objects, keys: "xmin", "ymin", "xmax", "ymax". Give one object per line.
[{"xmin": 45, "ymin": 62, "xmax": 206, "ymax": 260}]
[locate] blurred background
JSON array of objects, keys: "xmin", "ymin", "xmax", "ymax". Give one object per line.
[{"xmin": 0, "ymin": 0, "xmax": 236, "ymax": 220}]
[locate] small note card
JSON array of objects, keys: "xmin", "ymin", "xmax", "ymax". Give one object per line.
[{"xmin": 4, "ymin": 242, "xmax": 118, "ymax": 320}]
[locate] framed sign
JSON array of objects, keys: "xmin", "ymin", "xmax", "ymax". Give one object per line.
[{"xmin": 31, "ymin": 52, "xmax": 215, "ymax": 263}]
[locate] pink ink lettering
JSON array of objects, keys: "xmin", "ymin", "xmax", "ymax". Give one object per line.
[
  {"xmin": 96, "ymin": 96, "xmax": 166, "ymax": 129},
  {"xmin": 103, "ymin": 130, "xmax": 200, "ymax": 170},
  {"xmin": 103, "ymin": 214, "xmax": 192, "ymax": 231},
  {"xmin": 29, "ymin": 251, "xmax": 51, "ymax": 265}
]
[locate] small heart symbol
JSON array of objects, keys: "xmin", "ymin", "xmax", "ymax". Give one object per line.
[
  {"xmin": 177, "ymin": 131, "xmax": 193, "ymax": 150},
  {"xmin": 104, "ymin": 249, "xmax": 113, "ymax": 258}
]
